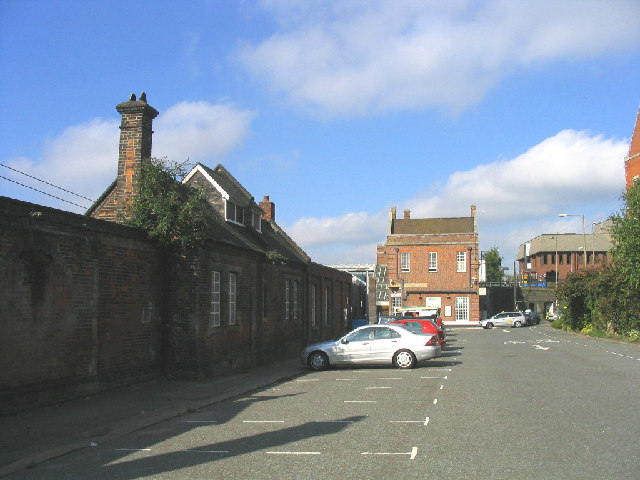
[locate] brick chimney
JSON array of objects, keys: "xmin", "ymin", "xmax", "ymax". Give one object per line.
[
  {"xmin": 259, "ymin": 195, "xmax": 275, "ymax": 221},
  {"xmin": 115, "ymin": 92, "xmax": 159, "ymax": 220},
  {"xmin": 403, "ymin": 209, "xmax": 411, "ymax": 219}
]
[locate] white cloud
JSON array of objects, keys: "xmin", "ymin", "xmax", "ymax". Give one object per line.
[
  {"xmin": 2, "ymin": 101, "xmax": 254, "ymax": 212},
  {"xmin": 289, "ymin": 129, "xmax": 627, "ymax": 264},
  {"xmin": 407, "ymin": 130, "xmax": 626, "ymax": 222},
  {"xmin": 240, "ymin": 0, "xmax": 640, "ymax": 115},
  {"xmin": 154, "ymin": 101, "xmax": 255, "ymax": 162}
]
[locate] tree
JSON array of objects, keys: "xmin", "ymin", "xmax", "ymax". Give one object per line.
[
  {"xmin": 127, "ymin": 157, "xmax": 209, "ymax": 255},
  {"xmin": 610, "ymin": 182, "xmax": 640, "ymax": 290},
  {"xmin": 484, "ymin": 247, "xmax": 504, "ymax": 283}
]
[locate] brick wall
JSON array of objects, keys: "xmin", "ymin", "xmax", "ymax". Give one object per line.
[{"xmin": 0, "ymin": 197, "xmax": 163, "ymax": 413}]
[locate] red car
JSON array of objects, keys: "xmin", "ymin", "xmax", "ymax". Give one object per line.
[{"xmin": 391, "ymin": 318, "xmax": 446, "ymax": 349}]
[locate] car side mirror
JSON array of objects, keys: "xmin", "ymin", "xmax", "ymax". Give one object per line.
[{"xmin": 341, "ymin": 338, "xmax": 349, "ymax": 344}]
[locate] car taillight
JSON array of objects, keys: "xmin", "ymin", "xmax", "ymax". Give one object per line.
[{"xmin": 425, "ymin": 335, "xmax": 438, "ymax": 346}]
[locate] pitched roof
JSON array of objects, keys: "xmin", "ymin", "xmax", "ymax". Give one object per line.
[
  {"xmin": 185, "ymin": 163, "xmax": 254, "ymax": 207},
  {"xmin": 628, "ymin": 105, "xmax": 640, "ymax": 160},
  {"xmin": 392, "ymin": 217, "xmax": 475, "ymax": 235},
  {"xmin": 183, "ymin": 163, "xmax": 310, "ymax": 264}
]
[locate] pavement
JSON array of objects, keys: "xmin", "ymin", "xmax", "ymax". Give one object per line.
[{"xmin": 0, "ymin": 358, "xmax": 305, "ymax": 478}]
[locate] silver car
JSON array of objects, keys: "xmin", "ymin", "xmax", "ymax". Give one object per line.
[
  {"xmin": 480, "ymin": 311, "xmax": 526, "ymax": 329},
  {"xmin": 300, "ymin": 324, "xmax": 441, "ymax": 371}
]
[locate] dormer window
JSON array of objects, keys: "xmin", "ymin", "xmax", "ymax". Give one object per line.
[{"xmin": 226, "ymin": 200, "xmax": 245, "ymax": 225}]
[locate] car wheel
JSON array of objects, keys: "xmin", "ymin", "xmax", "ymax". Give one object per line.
[
  {"xmin": 393, "ymin": 349, "xmax": 416, "ymax": 369},
  {"xmin": 308, "ymin": 351, "xmax": 329, "ymax": 371},
  {"xmin": 486, "ymin": 322, "xmax": 494, "ymax": 329},
  {"xmin": 514, "ymin": 321, "xmax": 522, "ymax": 328}
]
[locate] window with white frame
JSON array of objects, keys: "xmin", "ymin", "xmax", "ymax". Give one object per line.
[
  {"xmin": 456, "ymin": 251, "xmax": 467, "ymax": 272},
  {"xmin": 324, "ymin": 286, "xmax": 329, "ymax": 326},
  {"xmin": 391, "ymin": 295, "xmax": 402, "ymax": 315},
  {"xmin": 429, "ymin": 252, "xmax": 438, "ymax": 272},
  {"xmin": 455, "ymin": 296, "xmax": 469, "ymax": 321},
  {"xmin": 311, "ymin": 285, "xmax": 317, "ymax": 327},
  {"xmin": 293, "ymin": 281, "xmax": 298, "ymax": 320},
  {"xmin": 210, "ymin": 271, "xmax": 220, "ymax": 327},
  {"xmin": 285, "ymin": 280, "xmax": 290, "ymax": 321},
  {"xmin": 226, "ymin": 201, "xmax": 245, "ymax": 225},
  {"xmin": 401, "ymin": 252, "xmax": 410, "ymax": 272},
  {"xmin": 228, "ymin": 273, "xmax": 237, "ymax": 325}
]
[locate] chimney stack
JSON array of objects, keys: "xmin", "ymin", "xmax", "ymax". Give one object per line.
[
  {"xmin": 260, "ymin": 195, "xmax": 275, "ymax": 221},
  {"xmin": 115, "ymin": 92, "xmax": 159, "ymax": 220},
  {"xmin": 403, "ymin": 209, "xmax": 411, "ymax": 219}
]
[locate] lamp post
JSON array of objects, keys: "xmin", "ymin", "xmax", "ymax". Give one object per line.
[{"xmin": 559, "ymin": 213, "xmax": 587, "ymax": 268}]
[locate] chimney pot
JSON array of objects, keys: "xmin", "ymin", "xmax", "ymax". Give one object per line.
[
  {"xmin": 403, "ymin": 209, "xmax": 411, "ymax": 219},
  {"xmin": 260, "ymin": 195, "xmax": 275, "ymax": 221}
]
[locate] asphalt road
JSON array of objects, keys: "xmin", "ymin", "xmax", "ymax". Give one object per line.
[{"xmin": 9, "ymin": 324, "xmax": 640, "ymax": 479}]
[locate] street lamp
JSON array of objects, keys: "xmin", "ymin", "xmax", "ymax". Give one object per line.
[{"xmin": 559, "ymin": 213, "xmax": 587, "ymax": 268}]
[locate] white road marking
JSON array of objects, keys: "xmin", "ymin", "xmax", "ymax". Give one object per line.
[
  {"xmin": 116, "ymin": 448, "xmax": 152, "ymax": 452},
  {"xmin": 440, "ymin": 384, "xmax": 444, "ymax": 389},
  {"xmin": 533, "ymin": 345, "xmax": 549, "ymax": 351},
  {"xmin": 361, "ymin": 447, "xmax": 418, "ymax": 460},
  {"xmin": 366, "ymin": 386, "xmax": 392, "ymax": 389},
  {"xmin": 266, "ymin": 451, "xmax": 320, "ymax": 455},
  {"xmin": 389, "ymin": 416, "xmax": 429, "ymax": 426},
  {"xmin": 336, "ymin": 378, "xmax": 358, "ymax": 381},
  {"xmin": 433, "ymin": 398, "xmax": 438, "ymax": 405},
  {"xmin": 421, "ymin": 375, "xmax": 448, "ymax": 379},
  {"xmin": 242, "ymin": 420, "xmax": 285, "ymax": 423},
  {"xmin": 379, "ymin": 377, "xmax": 403, "ymax": 380}
]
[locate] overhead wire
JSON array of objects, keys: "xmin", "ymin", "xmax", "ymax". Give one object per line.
[{"xmin": 0, "ymin": 163, "xmax": 95, "ymax": 210}]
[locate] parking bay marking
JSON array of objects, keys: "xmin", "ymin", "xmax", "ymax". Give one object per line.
[
  {"xmin": 362, "ymin": 447, "xmax": 418, "ymax": 460},
  {"xmin": 389, "ymin": 416, "xmax": 430, "ymax": 426}
]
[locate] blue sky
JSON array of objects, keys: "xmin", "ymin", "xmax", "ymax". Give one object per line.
[{"xmin": 1, "ymin": 0, "xmax": 639, "ymax": 269}]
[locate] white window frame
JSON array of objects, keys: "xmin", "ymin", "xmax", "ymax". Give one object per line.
[
  {"xmin": 210, "ymin": 271, "xmax": 220, "ymax": 327},
  {"xmin": 293, "ymin": 281, "xmax": 298, "ymax": 320},
  {"xmin": 400, "ymin": 252, "xmax": 410, "ymax": 272},
  {"xmin": 429, "ymin": 252, "xmax": 438, "ymax": 272},
  {"xmin": 285, "ymin": 280, "xmax": 290, "ymax": 321},
  {"xmin": 456, "ymin": 251, "xmax": 467, "ymax": 273},
  {"xmin": 455, "ymin": 296, "xmax": 469, "ymax": 321},
  {"xmin": 311, "ymin": 285, "xmax": 317, "ymax": 327},
  {"xmin": 391, "ymin": 295, "xmax": 402, "ymax": 315},
  {"xmin": 228, "ymin": 273, "xmax": 237, "ymax": 325},
  {"xmin": 324, "ymin": 286, "xmax": 329, "ymax": 326}
]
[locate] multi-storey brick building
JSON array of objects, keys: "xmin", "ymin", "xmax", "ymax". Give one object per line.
[
  {"xmin": 376, "ymin": 206, "xmax": 480, "ymax": 323},
  {"xmin": 517, "ymin": 222, "xmax": 612, "ymax": 286}
]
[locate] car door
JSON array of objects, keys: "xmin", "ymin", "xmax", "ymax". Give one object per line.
[
  {"xmin": 335, "ymin": 327, "xmax": 374, "ymax": 364},
  {"xmin": 495, "ymin": 313, "xmax": 510, "ymax": 327},
  {"xmin": 369, "ymin": 327, "xmax": 403, "ymax": 362}
]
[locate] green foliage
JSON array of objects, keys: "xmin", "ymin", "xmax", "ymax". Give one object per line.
[
  {"xmin": 127, "ymin": 157, "xmax": 208, "ymax": 255},
  {"xmin": 610, "ymin": 183, "xmax": 640, "ymax": 289},
  {"xmin": 484, "ymin": 247, "xmax": 504, "ymax": 283},
  {"xmin": 553, "ymin": 184, "xmax": 640, "ymax": 340}
]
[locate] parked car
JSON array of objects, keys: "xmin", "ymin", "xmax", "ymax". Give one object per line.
[
  {"xmin": 523, "ymin": 310, "xmax": 541, "ymax": 325},
  {"xmin": 480, "ymin": 311, "xmax": 526, "ymax": 328},
  {"xmin": 390, "ymin": 318, "xmax": 446, "ymax": 349},
  {"xmin": 301, "ymin": 324, "xmax": 441, "ymax": 371}
]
